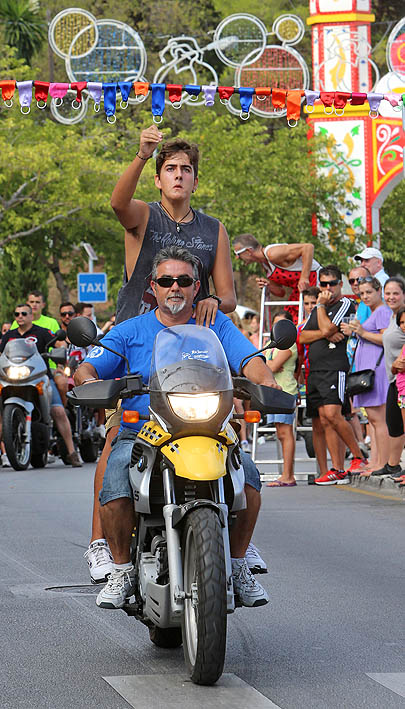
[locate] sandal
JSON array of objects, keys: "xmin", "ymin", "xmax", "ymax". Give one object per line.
[{"xmin": 266, "ymin": 479, "xmax": 297, "ymax": 487}]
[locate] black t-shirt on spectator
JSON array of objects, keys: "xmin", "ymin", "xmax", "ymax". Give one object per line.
[
  {"xmin": 303, "ymin": 297, "xmax": 356, "ymax": 372},
  {"xmin": 0, "ymin": 324, "xmax": 53, "ymax": 355}
]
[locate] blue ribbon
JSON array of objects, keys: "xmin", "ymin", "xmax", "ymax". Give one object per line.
[
  {"xmin": 118, "ymin": 81, "xmax": 132, "ymax": 103},
  {"xmin": 150, "ymin": 83, "xmax": 166, "ymax": 116},
  {"xmin": 184, "ymin": 84, "xmax": 201, "ymax": 97},
  {"xmin": 103, "ymin": 83, "xmax": 117, "ymax": 117},
  {"xmin": 239, "ymin": 87, "xmax": 255, "ymax": 114}
]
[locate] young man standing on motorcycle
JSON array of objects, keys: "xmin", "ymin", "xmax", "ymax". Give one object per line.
[
  {"xmin": 2, "ymin": 304, "xmax": 82, "ymax": 467},
  {"xmin": 76, "ymin": 247, "xmax": 280, "ymax": 609},
  {"xmin": 84, "ymin": 125, "xmax": 237, "ymax": 583}
]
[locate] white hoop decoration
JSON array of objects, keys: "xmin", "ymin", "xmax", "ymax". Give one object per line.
[
  {"xmin": 240, "ymin": 110, "xmax": 250, "ymax": 120},
  {"xmin": 256, "ymin": 94, "xmax": 267, "ymax": 102},
  {"xmin": 153, "ymin": 114, "xmax": 163, "ymax": 124},
  {"xmin": 188, "ymin": 93, "xmax": 199, "ymax": 102},
  {"xmin": 4, "ymin": 99, "xmax": 12, "ymax": 108},
  {"xmin": 120, "ymin": 100, "xmax": 128, "ymax": 109},
  {"xmin": 48, "ymin": 8, "xmax": 98, "ymax": 60},
  {"xmin": 306, "ymin": 104, "xmax": 315, "ymax": 113},
  {"xmin": 171, "ymin": 100, "xmax": 182, "ymax": 109},
  {"xmin": 20, "ymin": 105, "xmax": 30, "ymax": 114},
  {"xmin": 369, "ymin": 109, "xmax": 379, "ymax": 118},
  {"xmin": 106, "ymin": 114, "xmax": 116, "ymax": 124},
  {"xmin": 54, "ymin": 97, "xmax": 63, "ymax": 107},
  {"xmin": 71, "ymin": 98, "xmax": 81, "ymax": 109},
  {"xmin": 94, "ymin": 102, "xmax": 100, "ymax": 112},
  {"xmin": 272, "ymin": 15, "xmax": 305, "ymax": 47},
  {"xmin": 386, "ymin": 17, "xmax": 405, "ymax": 79},
  {"xmin": 287, "ymin": 118, "xmax": 298, "ymax": 127},
  {"xmin": 36, "ymin": 100, "xmax": 47, "ymax": 109},
  {"xmin": 50, "ymin": 89, "xmax": 88, "ymax": 125},
  {"xmin": 220, "ymin": 97, "xmax": 229, "ymax": 105},
  {"xmin": 213, "ymin": 14, "xmax": 266, "ymax": 68},
  {"xmin": 323, "ymin": 106, "xmax": 334, "ymax": 115},
  {"xmin": 334, "ymin": 107, "xmax": 345, "ymax": 116}
]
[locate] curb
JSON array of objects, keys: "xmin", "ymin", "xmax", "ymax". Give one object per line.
[{"xmin": 350, "ymin": 473, "xmax": 405, "ymax": 499}]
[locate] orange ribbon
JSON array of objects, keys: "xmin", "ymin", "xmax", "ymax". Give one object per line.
[
  {"xmin": 0, "ymin": 80, "xmax": 16, "ymax": 101},
  {"xmin": 255, "ymin": 87, "xmax": 271, "ymax": 97},
  {"xmin": 133, "ymin": 81, "xmax": 149, "ymax": 96},
  {"xmin": 272, "ymin": 88, "xmax": 287, "ymax": 110},
  {"xmin": 286, "ymin": 90, "xmax": 304, "ymax": 122}
]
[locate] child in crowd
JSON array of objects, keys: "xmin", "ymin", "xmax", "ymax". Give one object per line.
[{"xmin": 394, "ymin": 306, "xmax": 405, "ymax": 424}]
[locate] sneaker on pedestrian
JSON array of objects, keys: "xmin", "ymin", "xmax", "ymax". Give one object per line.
[
  {"xmin": 84, "ymin": 540, "xmax": 113, "ymax": 584},
  {"xmin": 96, "ymin": 565, "xmax": 135, "ymax": 609},
  {"xmin": 315, "ymin": 468, "xmax": 347, "ymax": 485},
  {"xmin": 232, "ymin": 558, "xmax": 269, "ymax": 607},
  {"xmin": 240, "ymin": 440, "xmax": 251, "ymax": 453},
  {"xmin": 67, "ymin": 450, "xmax": 82, "ymax": 467},
  {"xmin": 245, "ymin": 542, "xmax": 268, "ymax": 574},
  {"xmin": 345, "ymin": 457, "xmax": 367, "ymax": 474},
  {"xmin": 372, "ymin": 463, "xmax": 402, "ymax": 477},
  {"xmin": 337, "ymin": 472, "xmax": 351, "ymax": 485},
  {"xmin": 358, "ymin": 441, "xmax": 369, "ymax": 459},
  {"xmin": 1, "ymin": 453, "xmax": 10, "ymax": 467}
]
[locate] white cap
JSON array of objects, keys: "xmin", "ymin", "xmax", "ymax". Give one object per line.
[{"xmin": 354, "ymin": 247, "xmax": 383, "ymax": 262}]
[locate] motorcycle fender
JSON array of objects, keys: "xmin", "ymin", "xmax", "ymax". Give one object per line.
[
  {"xmin": 161, "ymin": 436, "xmax": 227, "ymax": 481},
  {"xmin": 129, "ymin": 444, "xmax": 158, "ymax": 515},
  {"xmin": 227, "ymin": 444, "xmax": 246, "ymax": 512},
  {"xmin": 171, "ymin": 499, "xmax": 226, "ymax": 529},
  {"xmin": 2, "ymin": 398, "xmax": 34, "ymax": 415}
]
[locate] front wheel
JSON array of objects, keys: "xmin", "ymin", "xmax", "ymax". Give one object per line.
[
  {"xmin": 79, "ymin": 436, "xmax": 99, "ymax": 463},
  {"xmin": 3, "ymin": 404, "xmax": 31, "ymax": 470},
  {"xmin": 181, "ymin": 507, "xmax": 227, "ymax": 685}
]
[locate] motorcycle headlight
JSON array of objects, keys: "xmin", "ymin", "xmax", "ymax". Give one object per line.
[
  {"xmin": 167, "ymin": 393, "xmax": 220, "ymax": 421},
  {"xmin": 5, "ymin": 365, "xmax": 31, "ymax": 380}
]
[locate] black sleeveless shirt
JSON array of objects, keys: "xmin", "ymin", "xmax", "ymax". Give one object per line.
[{"xmin": 116, "ymin": 202, "xmax": 219, "ymax": 324}]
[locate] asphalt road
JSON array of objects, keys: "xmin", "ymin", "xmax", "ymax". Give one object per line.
[{"xmin": 1, "ymin": 458, "xmax": 405, "ymax": 708}]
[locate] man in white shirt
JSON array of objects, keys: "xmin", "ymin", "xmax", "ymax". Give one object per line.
[{"xmin": 354, "ymin": 247, "xmax": 389, "ymax": 289}]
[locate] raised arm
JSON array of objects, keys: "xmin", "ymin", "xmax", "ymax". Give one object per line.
[
  {"xmin": 194, "ymin": 223, "xmax": 237, "ymax": 326},
  {"xmin": 110, "ymin": 125, "xmax": 163, "ymax": 232}
]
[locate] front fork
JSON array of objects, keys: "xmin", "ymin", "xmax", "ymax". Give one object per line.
[{"xmin": 161, "ymin": 467, "xmax": 235, "ymax": 619}]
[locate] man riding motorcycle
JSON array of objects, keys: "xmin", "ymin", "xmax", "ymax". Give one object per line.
[{"xmin": 75, "ymin": 246, "xmax": 281, "ymax": 609}]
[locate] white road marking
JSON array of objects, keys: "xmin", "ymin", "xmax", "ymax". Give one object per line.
[
  {"xmin": 367, "ymin": 673, "xmax": 405, "ymax": 698},
  {"xmin": 103, "ymin": 673, "xmax": 281, "ymax": 708}
]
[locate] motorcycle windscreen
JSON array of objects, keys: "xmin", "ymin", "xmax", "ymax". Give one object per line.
[
  {"xmin": 149, "ymin": 324, "xmax": 232, "ymax": 393},
  {"xmin": 3, "ymin": 339, "xmax": 39, "ymax": 362}
]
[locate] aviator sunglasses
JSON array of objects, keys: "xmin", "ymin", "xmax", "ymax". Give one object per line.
[
  {"xmin": 319, "ymin": 278, "xmax": 339, "ymax": 287},
  {"xmin": 14, "ymin": 310, "xmax": 29, "ymax": 317},
  {"xmin": 155, "ymin": 275, "xmax": 195, "ymax": 288},
  {"xmin": 60, "ymin": 310, "xmax": 75, "ymax": 317}
]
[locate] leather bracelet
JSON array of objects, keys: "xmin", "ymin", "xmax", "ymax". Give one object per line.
[
  {"xmin": 136, "ymin": 151, "xmax": 150, "ymax": 161},
  {"xmin": 207, "ymin": 294, "xmax": 222, "ymax": 306},
  {"xmin": 81, "ymin": 378, "xmax": 99, "ymax": 384}
]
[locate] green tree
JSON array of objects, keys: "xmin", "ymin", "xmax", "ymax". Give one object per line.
[{"xmin": 0, "ymin": 0, "xmax": 45, "ymax": 65}]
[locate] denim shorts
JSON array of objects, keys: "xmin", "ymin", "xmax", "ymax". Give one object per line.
[
  {"xmin": 99, "ymin": 430, "xmax": 262, "ymax": 506},
  {"xmin": 50, "ymin": 378, "xmax": 63, "ymax": 408}
]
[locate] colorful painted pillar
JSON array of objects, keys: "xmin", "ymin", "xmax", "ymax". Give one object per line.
[{"xmin": 307, "ymin": 0, "xmax": 405, "ymax": 245}]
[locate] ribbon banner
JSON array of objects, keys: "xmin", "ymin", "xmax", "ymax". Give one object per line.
[{"xmin": 1, "ymin": 79, "xmax": 404, "ymax": 125}]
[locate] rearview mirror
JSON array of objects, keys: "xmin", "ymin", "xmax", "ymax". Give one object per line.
[
  {"xmin": 67, "ymin": 316, "xmax": 98, "ymax": 347},
  {"xmin": 55, "ymin": 329, "xmax": 67, "ymax": 341},
  {"xmin": 270, "ymin": 318, "xmax": 296, "ymax": 350}
]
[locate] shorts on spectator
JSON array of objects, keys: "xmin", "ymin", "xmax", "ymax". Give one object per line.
[
  {"xmin": 386, "ymin": 382, "xmax": 404, "ymax": 437},
  {"xmin": 306, "ymin": 370, "xmax": 347, "ymax": 418},
  {"xmin": 99, "ymin": 430, "xmax": 261, "ymax": 506},
  {"xmin": 105, "ymin": 401, "xmax": 122, "ymax": 432},
  {"xmin": 50, "ymin": 378, "xmax": 63, "ymax": 408},
  {"xmin": 267, "ymin": 396, "xmax": 297, "ymax": 425}
]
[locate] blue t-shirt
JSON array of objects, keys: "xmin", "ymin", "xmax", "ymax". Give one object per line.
[{"xmin": 84, "ymin": 310, "xmax": 260, "ymax": 432}]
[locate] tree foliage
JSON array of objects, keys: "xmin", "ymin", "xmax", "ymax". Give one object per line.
[{"xmin": 0, "ymin": 0, "xmax": 45, "ymax": 65}]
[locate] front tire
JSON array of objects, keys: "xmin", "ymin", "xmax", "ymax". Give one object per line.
[
  {"xmin": 181, "ymin": 507, "xmax": 227, "ymax": 685},
  {"xmin": 3, "ymin": 404, "xmax": 31, "ymax": 470},
  {"xmin": 31, "ymin": 451, "xmax": 48, "ymax": 468},
  {"xmin": 79, "ymin": 436, "xmax": 99, "ymax": 463}
]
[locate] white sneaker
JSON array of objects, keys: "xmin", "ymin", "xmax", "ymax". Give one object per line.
[
  {"xmin": 95, "ymin": 424, "xmax": 106, "ymax": 439},
  {"xmin": 241, "ymin": 440, "xmax": 251, "ymax": 453},
  {"xmin": 232, "ymin": 559, "xmax": 269, "ymax": 607},
  {"xmin": 1, "ymin": 453, "xmax": 10, "ymax": 467},
  {"xmin": 84, "ymin": 540, "xmax": 113, "ymax": 584},
  {"xmin": 245, "ymin": 542, "xmax": 268, "ymax": 574},
  {"xmin": 96, "ymin": 565, "xmax": 135, "ymax": 609}
]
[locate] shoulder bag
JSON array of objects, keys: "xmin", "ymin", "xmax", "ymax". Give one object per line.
[{"xmin": 345, "ymin": 341, "xmax": 384, "ymax": 397}]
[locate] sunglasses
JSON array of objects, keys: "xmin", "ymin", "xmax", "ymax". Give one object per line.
[
  {"xmin": 319, "ymin": 279, "xmax": 339, "ymax": 287},
  {"xmin": 348, "ymin": 277, "xmax": 360, "ymax": 285},
  {"xmin": 234, "ymin": 246, "xmax": 250, "ymax": 256},
  {"xmin": 358, "ymin": 276, "xmax": 375, "ymax": 284},
  {"xmin": 14, "ymin": 310, "xmax": 29, "ymax": 317},
  {"xmin": 155, "ymin": 275, "xmax": 195, "ymax": 288},
  {"xmin": 60, "ymin": 310, "xmax": 75, "ymax": 317}
]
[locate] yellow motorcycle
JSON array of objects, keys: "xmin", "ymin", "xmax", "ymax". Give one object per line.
[{"xmin": 67, "ymin": 318, "xmax": 296, "ymax": 686}]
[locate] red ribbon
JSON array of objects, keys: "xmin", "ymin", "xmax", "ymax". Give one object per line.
[
  {"xmin": 34, "ymin": 81, "xmax": 49, "ymax": 103},
  {"xmin": 218, "ymin": 86, "xmax": 234, "ymax": 100},
  {"xmin": 320, "ymin": 91, "xmax": 335, "ymax": 108},
  {"xmin": 350, "ymin": 92, "xmax": 367, "ymax": 106},
  {"xmin": 334, "ymin": 91, "xmax": 351, "ymax": 109},
  {"xmin": 166, "ymin": 84, "xmax": 182, "ymax": 103},
  {"xmin": 71, "ymin": 81, "xmax": 87, "ymax": 103},
  {"xmin": 272, "ymin": 88, "xmax": 287, "ymax": 110},
  {"xmin": 0, "ymin": 80, "xmax": 16, "ymax": 101}
]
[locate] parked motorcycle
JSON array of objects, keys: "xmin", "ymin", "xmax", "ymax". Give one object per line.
[
  {"xmin": 0, "ymin": 331, "xmax": 67, "ymax": 470},
  {"xmin": 67, "ymin": 316, "xmax": 296, "ymax": 685}
]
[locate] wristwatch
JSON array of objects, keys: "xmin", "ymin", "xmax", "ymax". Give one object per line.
[{"xmin": 207, "ymin": 294, "xmax": 222, "ymax": 305}]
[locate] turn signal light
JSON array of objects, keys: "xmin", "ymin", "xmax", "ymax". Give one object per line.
[
  {"xmin": 122, "ymin": 410, "xmax": 140, "ymax": 423},
  {"xmin": 36, "ymin": 381, "xmax": 44, "ymax": 395},
  {"xmin": 244, "ymin": 410, "xmax": 261, "ymax": 423}
]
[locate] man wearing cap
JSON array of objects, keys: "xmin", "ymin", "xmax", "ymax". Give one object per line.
[{"xmin": 354, "ymin": 247, "xmax": 389, "ymax": 289}]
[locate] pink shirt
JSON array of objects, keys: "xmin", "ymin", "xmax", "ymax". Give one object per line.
[{"xmin": 396, "ymin": 345, "xmax": 405, "ymax": 395}]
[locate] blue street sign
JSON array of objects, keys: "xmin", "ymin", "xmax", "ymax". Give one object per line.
[{"xmin": 77, "ymin": 272, "xmax": 108, "ymax": 303}]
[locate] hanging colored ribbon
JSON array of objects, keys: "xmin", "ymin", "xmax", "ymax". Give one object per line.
[
  {"xmin": 218, "ymin": 86, "xmax": 234, "ymax": 103},
  {"xmin": 133, "ymin": 81, "xmax": 149, "ymax": 97},
  {"xmin": 166, "ymin": 84, "xmax": 182, "ymax": 107},
  {"xmin": 184, "ymin": 84, "xmax": 201, "ymax": 102},
  {"xmin": 202, "ymin": 85, "xmax": 216, "ymax": 106},
  {"xmin": 320, "ymin": 91, "xmax": 335, "ymax": 114},
  {"xmin": 0, "ymin": 79, "xmax": 16, "ymax": 107},
  {"xmin": 239, "ymin": 87, "xmax": 254, "ymax": 119},
  {"xmin": 286, "ymin": 90, "xmax": 303, "ymax": 126},
  {"xmin": 17, "ymin": 80, "xmax": 33, "ymax": 114},
  {"xmin": 272, "ymin": 88, "xmax": 287, "ymax": 112},
  {"xmin": 150, "ymin": 83, "xmax": 166, "ymax": 123},
  {"xmin": 49, "ymin": 82, "xmax": 69, "ymax": 107},
  {"xmin": 34, "ymin": 81, "xmax": 49, "ymax": 108},
  {"xmin": 304, "ymin": 90, "xmax": 319, "ymax": 112},
  {"xmin": 71, "ymin": 81, "xmax": 87, "ymax": 108},
  {"xmin": 384, "ymin": 93, "xmax": 400, "ymax": 108},
  {"xmin": 367, "ymin": 92, "xmax": 384, "ymax": 116},
  {"xmin": 103, "ymin": 82, "xmax": 117, "ymax": 123},
  {"xmin": 87, "ymin": 81, "xmax": 102, "ymax": 112},
  {"xmin": 118, "ymin": 81, "xmax": 132, "ymax": 108},
  {"xmin": 350, "ymin": 92, "xmax": 367, "ymax": 106},
  {"xmin": 334, "ymin": 91, "xmax": 351, "ymax": 113},
  {"xmin": 255, "ymin": 87, "xmax": 271, "ymax": 102}
]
